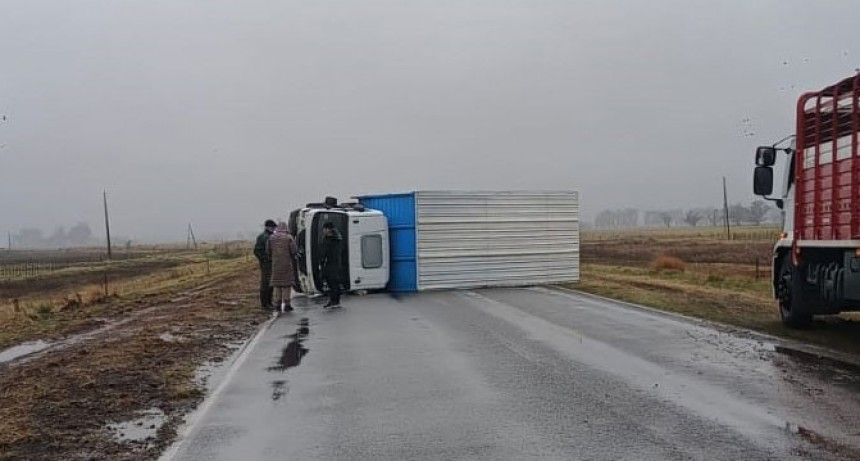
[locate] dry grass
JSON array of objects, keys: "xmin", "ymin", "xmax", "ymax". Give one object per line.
[
  {"xmin": 651, "ymin": 255, "xmax": 685, "ymax": 272},
  {"xmin": 0, "ymin": 255, "xmax": 253, "ymax": 350},
  {"xmin": 0, "ymin": 269, "xmax": 266, "ymax": 460},
  {"xmin": 575, "ymin": 227, "xmax": 860, "ymax": 355},
  {"xmin": 584, "ymin": 225, "xmax": 780, "ymax": 241},
  {"xmin": 576, "ymin": 264, "xmax": 860, "ymax": 354}
]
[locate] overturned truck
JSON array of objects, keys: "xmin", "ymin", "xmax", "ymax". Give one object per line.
[{"xmin": 288, "ymin": 190, "xmax": 580, "ymax": 295}]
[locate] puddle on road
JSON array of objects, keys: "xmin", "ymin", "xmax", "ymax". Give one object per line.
[
  {"xmin": 0, "ymin": 340, "xmax": 52, "ymax": 364},
  {"xmin": 268, "ymin": 319, "xmax": 310, "ymax": 373},
  {"xmin": 267, "ymin": 318, "xmax": 310, "ymax": 400},
  {"xmin": 108, "ymin": 408, "xmax": 167, "ymax": 443}
]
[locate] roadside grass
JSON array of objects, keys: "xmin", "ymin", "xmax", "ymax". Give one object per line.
[
  {"xmin": 0, "ymin": 255, "xmax": 255, "ymax": 350},
  {"xmin": 577, "ymin": 226, "xmax": 860, "ymax": 355},
  {"xmin": 575, "ymin": 263, "xmax": 860, "ymax": 355},
  {"xmin": 0, "ymin": 271, "xmax": 265, "ymax": 459}
]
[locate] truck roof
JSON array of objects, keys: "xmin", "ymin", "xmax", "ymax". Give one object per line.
[
  {"xmin": 304, "ymin": 207, "xmax": 383, "ymax": 217},
  {"xmin": 817, "ymin": 74, "xmax": 860, "ymax": 97},
  {"xmin": 355, "ymin": 190, "xmax": 578, "ymax": 199}
]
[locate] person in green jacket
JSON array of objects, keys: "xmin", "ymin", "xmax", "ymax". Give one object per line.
[{"xmin": 254, "ymin": 219, "xmax": 277, "ymax": 309}]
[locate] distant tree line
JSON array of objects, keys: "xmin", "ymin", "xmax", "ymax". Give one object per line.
[
  {"xmin": 10, "ymin": 222, "xmax": 95, "ymax": 249},
  {"xmin": 593, "ymin": 200, "xmax": 781, "ymax": 229}
]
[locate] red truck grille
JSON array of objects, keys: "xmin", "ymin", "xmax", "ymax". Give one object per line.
[{"xmin": 796, "ymin": 74, "xmax": 860, "ymax": 240}]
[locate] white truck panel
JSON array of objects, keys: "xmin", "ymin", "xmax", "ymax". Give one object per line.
[{"xmin": 415, "ymin": 191, "xmax": 580, "ymax": 291}]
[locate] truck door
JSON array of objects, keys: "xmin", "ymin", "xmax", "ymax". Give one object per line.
[{"xmin": 348, "ymin": 214, "xmax": 390, "ymax": 291}]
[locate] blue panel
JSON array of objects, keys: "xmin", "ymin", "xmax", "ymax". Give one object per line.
[{"xmin": 356, "ymin": 193, "xmax": 417, "ymax": 292}]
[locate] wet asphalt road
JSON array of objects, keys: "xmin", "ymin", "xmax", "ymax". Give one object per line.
[{"xmin": 165, "ymin": 288, "xmax": 860, "ymax": 461}]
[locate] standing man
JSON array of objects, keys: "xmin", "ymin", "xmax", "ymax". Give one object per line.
[
  {"xmin": 254, "ymin": 219, "xmax": 277, "ymax": 310},
  {"xmin": 320, "ymin": 222, "xmax": 343, "ymax": 309}
]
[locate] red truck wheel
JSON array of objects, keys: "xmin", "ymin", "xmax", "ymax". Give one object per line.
[{"xmin": 777, "ymin": 258, "xmax": 813, "ymax": 328}]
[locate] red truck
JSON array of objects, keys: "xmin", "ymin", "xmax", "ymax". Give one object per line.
[{"xmin": 754, "ymin": 73, "xmax": 860, "ymax": 327}]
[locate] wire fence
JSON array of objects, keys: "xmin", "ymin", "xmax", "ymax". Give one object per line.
[
  {"xmin": 1, "ymin": 250, "xmax": 177, "ymax": 281},
  {"xmin": 0, "ymin": 243, "xmax": 251, "ymax": 281},
  {"xmin": 583, "ymin": 226, "xmax": 780, "ymax": 242},
  {"xmin": 0, "ymin": 261, "xmax": 79, "ymax": 279}
]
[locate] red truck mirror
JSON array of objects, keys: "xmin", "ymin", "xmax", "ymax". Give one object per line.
[
  {"xmin": 756, "ymin": 146, "xmax": 777, "ymax": 166},
  {"xmin": 754, "ymin": 166, "xmax": 774, "ymax": 196}
]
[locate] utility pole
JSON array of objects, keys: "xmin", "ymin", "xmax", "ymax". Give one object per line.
[
  {"xmin": 722, "ymin": 177, "xmax": 732, "ymax": 240},
  {"xmin": 103, "ymin": 190, "xmax": 113, "ymax": 260},
  {"xmin": 7, "ymin": 231, "xmax": 11, "ymax": 251}
]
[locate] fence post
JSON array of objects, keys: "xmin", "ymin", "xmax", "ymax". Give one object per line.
[{"xmin": 755, "ymin": 258, "xmax": 760, "ymax": 281}]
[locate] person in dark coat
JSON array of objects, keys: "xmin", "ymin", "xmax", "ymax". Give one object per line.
[
  {"xmin": 320, "ymin": 222, "xmax": 344, "ymax": 308},
  {"xmin": 254, "ymin": 219, "xmax": 277, "ymax": 309},
  {"xmin": 267, "ymin": 222, "xmax": 298, "ymax": 313}
]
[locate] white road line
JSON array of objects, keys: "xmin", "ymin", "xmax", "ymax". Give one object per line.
[{"xmin": 159, "ymin": 315, "xmax": 276, "ymax": 461}]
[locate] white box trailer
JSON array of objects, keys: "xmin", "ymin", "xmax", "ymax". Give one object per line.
[{"xmin": 358, "ymin": 190, "xmax": 580, "ymax": 292}]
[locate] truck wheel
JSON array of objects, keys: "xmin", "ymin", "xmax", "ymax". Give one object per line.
[{"xmin": 777, "ymin": 258, "xmax": 813, "ymax": 328}]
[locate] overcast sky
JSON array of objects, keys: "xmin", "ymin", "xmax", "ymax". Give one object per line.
[{"xmin": 2, "ymin": 0, "xmax": 859, "ymax": 241}]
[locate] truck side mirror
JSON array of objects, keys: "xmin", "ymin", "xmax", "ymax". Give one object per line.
[
  {"xmin": 756, "ymin": 146, "xmax": 777, "ymax": 166},
  {"xmin": 754, "ymin": 166, "xmax": 774, "ymax": 196}
]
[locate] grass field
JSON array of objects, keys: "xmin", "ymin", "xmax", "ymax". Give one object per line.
[
  {"xmin": 0, "ymin": 250, "xmax": 265, "ymax": 460},
  {"xmin": 0, "ymin": 243, "xmax": 253, "ymax": 350},
  {"xmin": 576, "ymin": 227, "xmax": 860, "ymax": 355}
]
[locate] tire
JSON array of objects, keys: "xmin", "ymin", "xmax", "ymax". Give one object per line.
[{"xmin": 777, "ymin": 257, "xmax": 813, "ymax": 328}]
